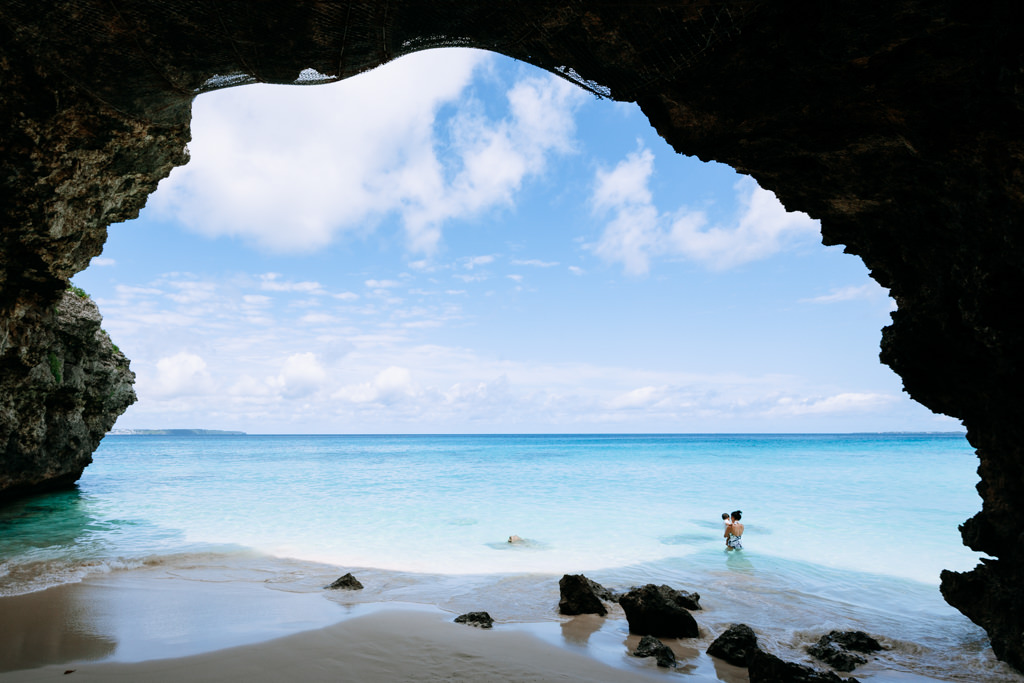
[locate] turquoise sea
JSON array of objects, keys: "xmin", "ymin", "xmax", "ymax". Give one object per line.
[{"xmin": 1, "ymin": 432, "xmax": 1019, "ymax": 681}]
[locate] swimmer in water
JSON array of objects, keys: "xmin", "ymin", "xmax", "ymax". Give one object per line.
[{"xmin": 726, "ymin": 510, "xmax": 744, "ymax": 551}]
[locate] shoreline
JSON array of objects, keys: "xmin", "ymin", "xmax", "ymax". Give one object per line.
[
  {"xmin": 0, "ymin": 557, "xmax": 991, "ymax": 683},
  {"xmin": 0, "ymin": 567, "xmax": 742, "ymax": 682},
  {"xmin": 0, "ymin": 607, "xmax": 710, "ymax": 683}
]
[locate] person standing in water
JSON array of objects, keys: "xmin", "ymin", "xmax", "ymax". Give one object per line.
[
  {"xmin": 725, "ymin": 510, "xmax": 744, "ymax": 551},
  {"xmin": 721, "ymin": 512, "xmax": 732, "ymax": 548}
]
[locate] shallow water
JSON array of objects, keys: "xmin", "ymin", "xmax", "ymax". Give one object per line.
[{"xmin": 0, "ymin": 433, "xmax": 1018, "ymax": 681}]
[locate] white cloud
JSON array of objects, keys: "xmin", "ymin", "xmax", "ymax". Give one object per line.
[
  {"xmin": 668, "ymin": 180, "xmax": 820, "ymax": 270},
  {"xmin": 260, "ymin": 273, "xmax": 324, "ymax": 294},
  {"xmin": 272, "ymin": 352, "xmax": 326, "ymax": 398},
  {"xmin": 591, "ymin": 146, "xmax": 820, "ymax": 274},
  {"xmin": 166, "ymin": 280, "xmax": 218, "ymax": 304},
  {"xmin": 568, "ymin": 266, "xmax": 584, "ymax": 276},
  {"xmin": 300, "ymin": 313, "xmax": 336, "ymax": 325},
  {"xmin": 145, "ymin": 352, "xmax": 214, "ymax": 398},
  {"xmin": 153, "ymin": 50, "xmax": 486, "ymax": 253},
  {"xmin": 365, "ymin": 279, "xmax": 401, "ymax": 288},
  {"xmin": 593, "ymin": 147, "xmax": 654, "ymax": 211},
  {"xmin": 608, "ymin": 386, "xmax": 668, "ymax": 410},
  {"xmin": 464, "ymin": 255, "xmax": 495, "ymax": 269},
  {"xmin": 333, "ymin": 366, "xmax": 417, "ymax": 404},
  {"xmin": 803, "ymin": 283, "xmax": 888, "ymax": 304},
  {"xmin": 511, "ymin": 259, "xmax": 559, "ymax": 267},
  {"xmin": 767, "ymin": 392, "xmax": 898, "ymax": 416},
  {"xmin": 398, "ymin": 72, "xmax": 586, "ymax": 253},
  {"xmin": 153, "ymin": 49, "xmax": 584, "ymax": 256},
  {"xmin": 115, "ymin": 284, "xmax": 164, "ymax": 298},
  {"xmin": 90, "ymin": 256, "xmax": 116, "ymax": 267}
]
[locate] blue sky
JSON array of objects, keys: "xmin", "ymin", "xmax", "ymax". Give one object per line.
[{"xmin": 74, "ymin": 49, "xmax": 961, "ymax": 434}]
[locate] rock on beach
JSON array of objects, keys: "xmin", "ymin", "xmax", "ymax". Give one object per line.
[
  {"xmin": 558, "ymin": 574, "xmax": 614, "ymax": 616},
  {"xmin": 454, "ymin": 611, "xmax": 494, "ymax": 629},
  {"xmin": 618, "ymin": 584, "xmax": 700, "ymax": 638},
  {"xmin": 632, "ymin": 634, "xmax": 677, "ymax": 668},
  {"xmin": 707, "ymin": 623, "xmax": 758, "ymax": 667},
  {"xmin": 325, "ymin": 572, "xmax": 364, "ymax": 590}
]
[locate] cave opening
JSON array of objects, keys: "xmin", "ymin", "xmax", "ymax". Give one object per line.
[
  {"xmin": 2, "ymin": 1, "xmax": 1021, "ymax": 674},
  {"xmin": 73, "ymin": 50, "xmax": 953, "ymax": 437}
]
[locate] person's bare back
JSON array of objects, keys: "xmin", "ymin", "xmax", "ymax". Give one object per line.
[{"xmin": 726, "ymin": 510, "xmax": 744, "ymax": 550}]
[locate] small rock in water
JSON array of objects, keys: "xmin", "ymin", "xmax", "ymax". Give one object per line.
[
  {"xmin": 807, "ymin": 630, "xmax": 882, "ymax": 672},
  {"xmin": 825, "ymin": 630, "xmax": 882, "ymax": 653},
  {"xmin": 632, "ymin": 634, "xmax": 677, "ymax": 668},
  {"xmin": 454, "ymin": 611, "xmax": 494, "ymax": 629},
  {"xmin": 750, "ymin": 648, "xmax": 860, "ymax": 682},
  {"xmin": 807, "ymin": 641, "xmax": 866, "ymax": 672},
  {"xmin": 325, "ymin": 572, "xmax": 364, "ymax": 590},
  {"xmin": 707, "ymin": 623, "xmax": 758, "ymax": 667}
]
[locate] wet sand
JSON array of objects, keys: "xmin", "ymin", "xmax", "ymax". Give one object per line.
[{"xmin": 0, "ymin": 571, "xmax": 746, "ymax": 682}]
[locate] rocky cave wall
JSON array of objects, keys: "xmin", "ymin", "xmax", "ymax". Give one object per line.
[
  {"xmin": 0, "ymin": 289, "xmax": 136, "ymax": 499},
  {"xmin": 1, "ymin": 0, "xmax": 1022, "ymax": 670}
]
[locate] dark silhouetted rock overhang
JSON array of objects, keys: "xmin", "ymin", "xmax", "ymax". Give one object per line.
[{"xmin": 1, "ymin": 0, "xmax": 1021, "ymax": 668}]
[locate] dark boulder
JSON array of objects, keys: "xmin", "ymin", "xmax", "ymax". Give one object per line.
[
  {"xmin": 454, "ymin": 611, "xmax": 494, "ymax": 629},
  {"xmin": 558, "ymin": 574, "xmax": 611, "ymax": 616},
  {"xmin": 807, "ymin": 631, "xmax": 882, "ymax": 672},
  {"xmin": 807, "ymin": 642, "xmax": 865, "ymax": 673},
  {"xmin": 707, "ymin": 623, "xmax": 758, "ymax": 667},
  {"xmin": 325, "ymin": 572, "xmax": 364, "ymax": 590},
  {"xmin": 633, "ymin": 634, "xmax": 677, "ymax": 668},
  {"xmin": 619, "ymin": 584, "xmax": 699, "ymax": 638},
  {"xmin": 824, "ymin": 631, "xmax": 882, "ymax": 653},
  {"xmin": 750, "ymin": 649, "xmax": 860, "ymax": 683}
]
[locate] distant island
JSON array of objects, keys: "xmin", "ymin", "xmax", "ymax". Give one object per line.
[{"xmin": 107, "ymin": 429, "xmax": 247, "ymax": 436}]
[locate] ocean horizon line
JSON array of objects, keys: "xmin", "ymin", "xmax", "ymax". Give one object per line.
[{"xmin": 106, "ymin": 429, "xmax": 969, "ymax": 437}]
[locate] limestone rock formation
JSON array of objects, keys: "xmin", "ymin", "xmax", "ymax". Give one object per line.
[
  {"xmin": 0, "ymin": 0, "xmax": 1022, "ymax": 668},
  {"xmin": 0, "ymin": 290, "xmax": 135, "ymax": 501}
]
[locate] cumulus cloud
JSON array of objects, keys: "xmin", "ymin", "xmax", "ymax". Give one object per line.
[
  {"xmin": 153, "ymin": 49, "xmax": 585, "ymax": 256},
  {"xmin": 333, "ymin": 366, "xmax": 417, "ymax": 404},
  {"xmin": 272, "ymin": 352, "xmax": 326, "ymax": 398},
  {"xmin": 145, "ymin": 352, "xmax": 214, "ymax": 398},
  {"xmin": 399, "ymin": 72, "xmax": 586, "ymax": 252},
  {"xmin": 591, "ymin": 146, "xmax": 821, "ymax": 274},
  {"xmin": 90, "ymin": 257, "xmax": 116, "ymax": 267}
]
